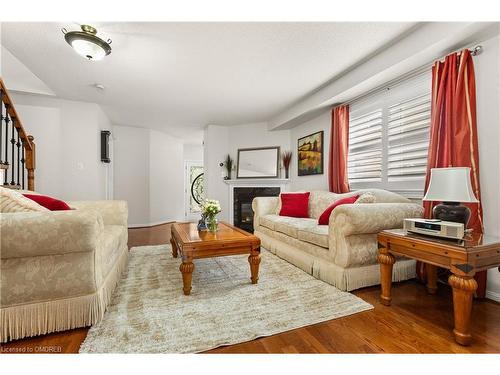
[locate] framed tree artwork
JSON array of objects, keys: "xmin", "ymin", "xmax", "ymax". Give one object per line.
[{"xmin": 297, "ymin": 131, "xmax": 324, "ymax": 176}]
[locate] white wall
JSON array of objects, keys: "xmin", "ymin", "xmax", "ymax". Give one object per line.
[
  {"xmin": 11, "ymin": 93, "xmax": 112, "ymax": 201},
  {"xmin": 149, "ymin": 129, "xmax": 184, "ymax": 224},
  {"xmin": 10, "ymin": 91, "xmax": 185, "ymax": 227},
  {"xmin": 227, "ymin": 122, "xmax": 291, "ymax": 158},
  {"xmin": 59, "ymin": 100, "xmax": 111, "ymax": 200},
  {"xmin": 10, "ymin": 92, "xmax": 185, "ymax": 227},
  {"xmin": 183, "ymin": 144, "xmax": 203, "ymax": 161},
  {"xmin": 475, "ymin": 34, "xmax": 500, "ymax": 300},
  {"xmin": 289, "ymin": 110, "xmax": 330, "ymax": 192},
  {"xmin": 97, "ymin": 108, "xmax": 113, "ymax": 200},
  {"xmin": 113, "ymin": 125, "xmax": 150, "ymax": 225},
  {"xmin": 204, "ymin": 125, "xmax": 230, "ymax": 221},
  {"xmin": 204, "ymin": 123, "xmax": 290, "ymax": 221},
  {"xmin": 113, "ymin": 125, "xmax": 185, "ymax": 226},
  {"xmin": 11, "ymin": 104, "xmax": 62, "ymax": 196}
]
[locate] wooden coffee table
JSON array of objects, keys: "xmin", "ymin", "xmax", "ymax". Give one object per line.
[{"xmin": 170, "ymin": 221, "xmax": 261, "ymax": 295}]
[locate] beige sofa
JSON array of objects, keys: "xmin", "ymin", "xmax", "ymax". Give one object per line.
[
  {"xmin": 0, "ymin": 200, "xmax": 129, "ymax": 342},
  {"xmin": 253, "ymin": 189, "xmax": 423, "ymax": 291}
]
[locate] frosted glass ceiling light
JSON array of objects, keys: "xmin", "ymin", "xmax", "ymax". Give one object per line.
[{"xmin": 62, "ymin": 25, "xmax": 112, "ymax": 61}]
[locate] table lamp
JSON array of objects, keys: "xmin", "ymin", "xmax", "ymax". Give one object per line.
[{"xmin": 423, "ymin": 167, "xmax": 478, "ymax": 227}]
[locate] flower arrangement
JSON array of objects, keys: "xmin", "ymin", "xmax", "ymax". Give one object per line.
[
  {"xmin": 201, "ymin": 199, "xmax": 221, "ymax": 217},
  {"xmin": 282, "ymin": 151, "xmax": 293, "ymax": 178},
  {"xmin": 201, "ymin": 199, "xmax": 222, "ymax": 232}
]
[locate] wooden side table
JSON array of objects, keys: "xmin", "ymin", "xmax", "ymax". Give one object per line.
[{"xmin": 377, "ymin": 229, "xmax": 500, "ymax": 346}]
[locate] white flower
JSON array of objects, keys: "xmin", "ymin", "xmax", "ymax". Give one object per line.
[{"xmin": 201, "ymin": 199, "xmax": 221, "ymax": 217}]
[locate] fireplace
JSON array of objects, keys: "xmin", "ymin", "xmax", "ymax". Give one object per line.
[{"xmin": 233, "ymin": 187, "xmax": 280, "ymax": 233}]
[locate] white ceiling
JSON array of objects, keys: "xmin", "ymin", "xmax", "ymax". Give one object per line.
[{"xmin": 1, "ymin": 22, "xmax": 417, "ymax": 141}]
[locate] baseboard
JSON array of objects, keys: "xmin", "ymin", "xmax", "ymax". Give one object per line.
[
  {"xmin": 485, "ymin": 289, "xmax": 500, "ymax": 302},
  {"xmin": 128, "ymin": 220, "xmax": 177, "ymax": 229}
]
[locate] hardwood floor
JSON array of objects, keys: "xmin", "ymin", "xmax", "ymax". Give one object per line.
[
  {"xmin": 1, "ymin": 223, "xmax": 499, "ymax": 354},
  {"xmin": 127, "ymin": 222, "xmax": 174, "ymax": 248}
]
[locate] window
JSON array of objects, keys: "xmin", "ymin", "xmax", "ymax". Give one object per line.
[
  {"xmin": 387, "ymin": 93, "xmax": 431, "ymax": 182},
  {"xmin": 348, "ymin": 109, "xmax": 383, "ymax": 183},
  {"xmin": 348, "ymin": 72, "xmax": 431, "ymax": 196}
]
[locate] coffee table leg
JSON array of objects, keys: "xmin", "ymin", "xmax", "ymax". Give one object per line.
[
  {"xmin": 170, "ymin": 238, "xmax": 178, "ymax": 258},
  {"xmin": 449, "ymin": 273, "xmax": 477, "ymax": 346},
  {"xmin": 248, "ymin": 248, "xmax": 261, "ymax": 284},
  {"xmin": 377, "ymin": 252, "xmax": 395, "ymax": 306},
  {"xmin": 180, "ymin": 260, "xmax": 194, "ymax": 295}
]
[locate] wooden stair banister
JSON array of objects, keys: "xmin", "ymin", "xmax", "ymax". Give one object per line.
[{"xmin": 0, "ymin": 78, "xmax": 36, "ymax": 191}]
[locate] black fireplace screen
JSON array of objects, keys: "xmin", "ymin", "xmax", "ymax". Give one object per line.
[{"xmin": 233, "ymin": 187, "xmax": 280, "ymax": 233}]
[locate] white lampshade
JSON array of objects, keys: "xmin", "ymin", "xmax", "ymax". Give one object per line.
[{"xmin": 423, "ymin": 167, "xmax": 478, "ymax": 203}]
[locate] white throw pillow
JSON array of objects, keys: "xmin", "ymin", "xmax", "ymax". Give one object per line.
[
  {"xmin": 356, "ymin": 192, "xmax": 376, "ymax": 204},
  {"xmin": 0, "ymin": 187, "xmax": 49, "ymax": 213}
]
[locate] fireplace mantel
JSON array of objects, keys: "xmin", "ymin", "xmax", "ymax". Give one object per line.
[{"xmin": 224, "ymin": 178, "xmax": 290, "ymax": 186}]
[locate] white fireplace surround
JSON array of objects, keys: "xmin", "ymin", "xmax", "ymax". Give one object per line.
[{"xmin": 224, "ymin": 179, "xmax": 290, "ymax": 225}]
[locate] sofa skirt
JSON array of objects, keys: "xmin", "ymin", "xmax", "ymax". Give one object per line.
[
  {"xmin": 255, "ymin": 229, "xmax": 416, "ymax": 291},
  {"xmin": 0, "ymin": 247, "xmax": 129, "ymax": 343}
]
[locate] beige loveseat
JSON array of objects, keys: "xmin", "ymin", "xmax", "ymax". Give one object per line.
[
  {"xmin": 0, "ymin": 200, "xmax": 129, "ymax": 342},
  {"xmin": 253, "ymin": 189, "xmax": 423, "ymax": 291}
]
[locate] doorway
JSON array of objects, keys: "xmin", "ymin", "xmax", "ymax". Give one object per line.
[{"xmin": 184, "ymin": 160, "xmax": 204, "ymax": 221}]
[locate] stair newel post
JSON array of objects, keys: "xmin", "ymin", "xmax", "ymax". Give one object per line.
[
  {"xmin": 10, "ymin": 117, "xmax": 16, "ymax": 186},
  {"xmin": 26, "ymin": 135, "xmax": 35, "ymax": 191}
]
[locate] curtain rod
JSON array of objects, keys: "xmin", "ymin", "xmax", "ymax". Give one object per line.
[
  {"xmin": 343, "ymin": 44, "xmax": 483, "ymax": 107},
  {"xmin": 470, "ymin": 45, "xmax": 483, "ymax": 56}
]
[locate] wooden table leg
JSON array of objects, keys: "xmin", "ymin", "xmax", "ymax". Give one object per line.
[
  {"xmin": 377, "ymin": 252, "xmax": 395, "ymax": 306},
  {"xmin": 248, "ymin": 248, "xmax": 261, "ymax": 284},
  {"xmin": 180, "ymin": 259, "xmax": 194, "ymax": 295},
  {"xmin": 170, "ymin": 238, "xmax": 178, "ymax": 258},
  {"xmin": 426, "ymin": 263, "xmax": 438, "ymax": 295},
  {"xmin": 448, "ymin": 274, "xmax": 477, "ymax": 345}
]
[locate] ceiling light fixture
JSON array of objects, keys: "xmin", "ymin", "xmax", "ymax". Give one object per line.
[{"xmin": 62, "ymin": 25, "xmax": 112, "ymax": 61}]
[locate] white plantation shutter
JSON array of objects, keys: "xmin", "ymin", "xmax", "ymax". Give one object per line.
[
  {"xmin": 387, "ymin": 93, "xmax": 431, "ymax": 181},
  {"xmin": 348, "ymin": 71, "xmax": 431, "ymax": 194},
  {"xmin": 348, "ymin": 109, "xmax": 383, "ymax": 182}
]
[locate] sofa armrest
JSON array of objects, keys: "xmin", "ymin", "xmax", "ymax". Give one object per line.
[
  {"xmin": 330, "ymin": 203, "xmax": 424, "ymax": 236},
  {"xmin": 68, "ymin": 200, "xmax": 128, "ymax": 227},
  {"xmin": 252, "ymin": 197, "xmax": 279, "ymax": 228},
  {"xmin": 0, "ymin": 210, "xmax": 104, "ymax": 260},
  {"xmin": 326, "ymin": 203, "xmax": 423, "ymax": 268}
]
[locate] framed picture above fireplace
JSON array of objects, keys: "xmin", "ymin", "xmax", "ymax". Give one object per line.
[
  {"xmin": 298, "ymin": 131, "xmax": 324, "ymax": 176},
  {"xmin": 236, "ymin": 146, "xmax": 280, "ymax": 179}
]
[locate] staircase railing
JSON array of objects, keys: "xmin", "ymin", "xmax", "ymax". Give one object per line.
[{"xmin": 0, "ymin": 78, "xmax": 36, "ymax": 191}]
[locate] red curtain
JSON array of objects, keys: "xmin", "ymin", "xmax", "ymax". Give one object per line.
[
  {"xmin": 329, "ymin": 105, "xmax": 350, "ymax": 193},
  {"xmin": 417, "ymin": 49, "xmax": 486, "ymax": 297}
]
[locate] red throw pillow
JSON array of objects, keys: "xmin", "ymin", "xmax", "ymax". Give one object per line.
[
  {"xmin": 279, "ymin": 192, "xmax": 310, "ymax": 218},
  {"xmin": 23, "ymin": 194, "xmax": 72, "ymax": 211},
  {"xmin": 318, "ymin": 195, "xmax": 359, "ymax": 225}
]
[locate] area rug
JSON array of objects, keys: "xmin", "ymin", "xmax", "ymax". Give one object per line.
[{"xmin": 79, "ymin": 245, "xmax": 372, "ymax": 353}]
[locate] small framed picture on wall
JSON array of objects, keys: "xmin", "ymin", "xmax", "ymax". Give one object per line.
[{"xmin": 297, "ymin": 130, "xmax": 324, "ymax": 176}]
